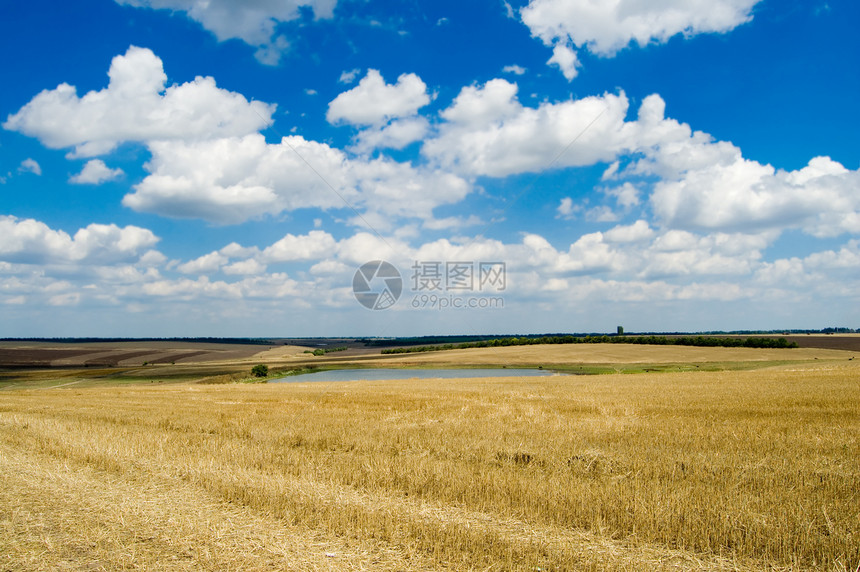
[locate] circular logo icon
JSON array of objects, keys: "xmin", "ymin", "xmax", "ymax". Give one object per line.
[{"xmin": 353, "ymin": 260, "xmax": 402, "ymax": 310}]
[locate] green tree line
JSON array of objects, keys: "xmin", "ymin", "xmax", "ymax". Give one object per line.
[{"xmin": 380, "ymin": 335, "xmax": 798, "ymax": 354}]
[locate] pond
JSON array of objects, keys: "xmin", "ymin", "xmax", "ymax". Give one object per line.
[{"xmin": 275, "ymin": 368, "xmax": 563, "ymax": 383}]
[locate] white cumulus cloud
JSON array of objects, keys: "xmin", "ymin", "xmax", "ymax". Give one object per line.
[
  {"xmin": 502, "ymin": 64, "xmax": 527, "ymax": 75},
  {"xmin": 327, "ymin": 69, "xmax": 430, "ymax": 126},
  {"xmin": 521, "ymin": 0, "xmax": 761, "ymax": 59},
  {"xmin": 4, "ymin": 46, "xmax": 274, "ymax": 158},
  {"xmin": 422, "ymin": 82, "xmax": 860, "ymax": 241},
  {"xmin": 338, "ymin": 68, "xmax": 361, "ymax": 84},
  {"xmin": 18, "ymin": 158, "xmax": 42, "ymax": 176},
  {"xmin": 351, "ymin": 117, "xmax": 429, "ymax": 153},
  {"xmin": 122, "ymin": 134, "xmax": 471, "ymax": 227},
  {"xmin": 176, "ymin": 251, "xmax": 230, "ymax": 274},
  {"xmin": 261, "ymin": 230, "xmax": 338, "ymax": 262},
  {"xmin": 423, "ymin": 79, "xmax": 635, "ymax": 177},
  {"xmin": 556, "ymin": 197, "xmax": 579, "ymax": 219},
  {"xmin": 115, "ymin": 0, "xmax": 337, "ymax": 65},
  {"xmin": 222, "ymin": 258, "xmax": 267, "ymax": 275},
  {"xmin": 70, "ymin": 159, "xmax": 124, "ymax": 184},
  {"xmin": 648, "ymin": 149, "xmax": 860, "ymax": 237},
  {"xmin": 604, "ymin": 220, "xmax": 653, "ymax": 243},
  {"xmin": 0, "ymin": 216, "xmax": 160, "ymax": 265},
  {"xmin": 123, "ymin": 134, "xmax": 350, "ymax": 224},
  {"xmin": 547, "ymin": 44, "xmax": 579, "ymax": 81}
]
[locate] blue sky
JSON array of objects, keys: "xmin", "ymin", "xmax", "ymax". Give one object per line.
[{"xmin": 1, "ymin": 0, "xmax": 858, "ymax": 337}]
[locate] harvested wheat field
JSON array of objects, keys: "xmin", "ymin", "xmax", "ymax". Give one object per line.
[
  {"xmin": 0, "ymin": 347, "xmax": 858, "ymax": 571},
  {"xmin": 353, "ymin": 343, "xmax": 856, "ymax": 367}
]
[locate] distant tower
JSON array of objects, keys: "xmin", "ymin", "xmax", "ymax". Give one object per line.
[{"xmin": 617, "ymin": 326, "xmax": 624, "ymax": 335}]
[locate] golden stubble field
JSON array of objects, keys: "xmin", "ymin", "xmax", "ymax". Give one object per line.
[
  {"xmin": 348, "ymin": 343, "xmax": 857, "ymax": 366},
  {"xmin": 0, "ymin": 345, "xmax": 858, "ymax": 571}
]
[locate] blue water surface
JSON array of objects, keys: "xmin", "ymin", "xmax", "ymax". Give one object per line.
[{"xmin": 275, "ymin": 368, "xmax": 562, "ymax": 383}]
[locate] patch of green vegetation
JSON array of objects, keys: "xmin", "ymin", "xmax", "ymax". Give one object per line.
[
  {"xmin": 251, "ymin": 364, "xmax": 269, "ymax": 377},
  {"xmin": 549, "ymin": 365, "xmax": 619, "ymax": 375},
  {"xmin": 305, "ymin": 346, "xmax": 348, "ymax": 356}
]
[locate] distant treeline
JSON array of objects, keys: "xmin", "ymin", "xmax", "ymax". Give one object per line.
[
  {"xmin": 380, "ymin": 335, "xmax": 799, "ymax": 354},
  {"xmin": 363, "ymin": 334, "xmax": 572, "ymax": 348},
  {"xmin": 0, "ymin": 337, "xmax": 274, "ymax": 345},
  {"xmin": 364, "ymin": 329, "xmax": 854, "ymax": 349}
]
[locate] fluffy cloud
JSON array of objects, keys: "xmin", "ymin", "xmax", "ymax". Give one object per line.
[
  {"xmin": 604, "ymin": 220, "xmax": 653, "ymax": 243},
  {"xmin": 327, "ymin": 69, "xmax": 430, "ymax": 126},
  {"xmin": 588, "ymin": 94, "xmax": 860, "ymax": 239},
  {"xmin": 115, "ymin": 0, "xmax": 337, "ymax": 65},
  {"xmin": 556, "ymin": 197, "xmax": 579, "ymax": 219},
  {"xmin": 755, "ymin": 240, "xmax": 860, "ymax": 294},
  {"xmin": 434, "ymin": 79, "xmax": 520, "ymax": 126},
  {"xmin": 338, "ymin": 68, "xmax": 361, "ymax": 84},
  {"xmin": 262, "ymin": 230, "xmax": 338, "ymax": 262},
  {"xmin": 521, "ymin": 0, "xmax": 760, "ymax": 77},
  {"xmin": 332, "ymin": 232, "xmax": 406, "ymax": 266},
  {"xmin": 254, "ymin": 35, "xmax": 290, "ymax": 66},
  {"xmin": 421, "ymin": 215, "xmax": 482, "ymax": 231},
  {"xmin": 18, "ymin": 158, "xmax": 41, "ymax": 176},
  {"xmin": 4, "ymin": 46, "xmax": 274, "ymax": 157},
  {"xmin": 404, "ymin": 232, "xmax": 625, "ymax": 281},
  {"xmin": 351, "ymin": 117, "xmax": 429, "ymax": 153},
  {"xmin": 2, "ymin": 216, "xmax": 857, "ymax": 332},
  {"xmin": 647, "ymin": 150, "xmax": 860, "ymax": 237},
  {"xmin": 558, "ymin": 232, "xmax": 627, "ymax": 274},
  {"xmin": 547, "ymin": 44, "xmax": 579, "ymax": 81},
  {"xmin": 177, "ymin": 251, "xmax": 230, "ymax": 274},
  {"xmin": 0, "ymin": 216, "xmax": 160, "ymax": 265},
  {"xmin": 70, "ymin": 159, "xmax": 124, "ymax": 184},
  {"xmin": 502, "ymin": 64, "xmax": 527, "ymax": 75},
  {"xmin": 348, "ymin": 161, "xmax": 470, "ymax": 229},
  {"xmin": 327, "ymin": 69, "xmax": 432, "ymax": 152},
  {"xmin": 122, "ymin": 134, "xmax": 470, "ymax": 227},
  {"xmin": 222, "ymin": 258, "xmax": 267, "ymax": 275},
  {"xmin": 427, "ymin": 84, "xmax": 860, "ymax": 240},
  {"xmin": 142, "ymin": 276, "xmax": 242, "ymax": 300},
  {"xmin": 123, "ymin": 134, "xmax": 350, "ymax": 223},
  {"xmin": 641, "ymin": 231, "xmax": 769, "ymax": 279},
  {"xmin": 423, "ymin": 79, "xmax": 636, "ymax": 177},
  {"xmin": 603, "ymin": 182, "xmax": 640, "ymax": 209},
  {"xmin": 803, "ymin": 240, "xmax": 860, "ymax": 271},
  {"xmin": 400, "ymin": 224, "xmax": 772, "ymax": 286},
  {"xmin": 174, "ymin": 241, "xmax": 264, "ymax": 274}
]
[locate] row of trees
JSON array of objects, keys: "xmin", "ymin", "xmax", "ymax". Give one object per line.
[{"xmin": 380, "ymin": 335, "xmax": 798, "ymax": 354}]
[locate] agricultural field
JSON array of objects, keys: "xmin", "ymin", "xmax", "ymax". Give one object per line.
[
  {"xmin": 0, "ymin": 340, "xmax": 304, "ymax": 368},
  {"xmin": 0, "ymin": 341, "xmax": 312, "ymax": 389},
  {"xmin": 0, "ymin": 343, "xmax": 858, "ymax": 570}
]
